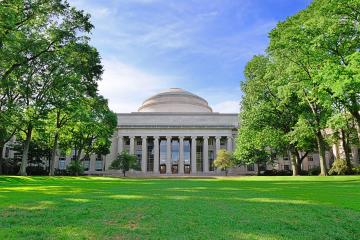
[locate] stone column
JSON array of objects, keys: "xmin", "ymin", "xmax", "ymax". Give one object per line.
[
  {"xmin": 117, "ymin": 135, "xmax": 124, "ymax": 154},
  {"xmin": 215, "ymin": 136, "xmax": 221, "ymax": 173},
  {"xmin": 166, "ymin": 136, "xmax": 172, "ymax": 174},
  {"xmin": 141, "ymin": 136, "xmax": 147, "ymax": 173},
  {"xmin": 215, "ymin": 136, "xmax": 221, "ymax": 155},
  {"xmin": 89, "ymin": 155, "xmax": 96, "ymax": 172},
  {"xmin": 179, "ymin": 136, "xmax": 184, "ymax": 174},
  {"xmin": 153, "ymin": 136, "xmax": 159, "ymax": 173},
  {"xmin": 227, "ymin": 136, "xmax": 233, "ymax": 152},
  {"xmin": 203, "ymin": 136, "xmax": 209, "ymax": 173},
  {"xmin": 129, "ymin": 136, "xmax": 135, "ymax": 155},
  {"xmin": 191, "ymin": 136, "xmax": 197, "ymax": 173}
]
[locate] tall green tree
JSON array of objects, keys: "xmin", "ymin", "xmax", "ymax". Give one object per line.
[
  {"xmin": 0, "ymin": 0, "xmax": 97, "ymax": 175},
  {"xmin": 61, "ymin": 96, "xmax": 117, "ymax": 169},
  {"xmin": 235, "ymin": 55, "xmax": 317, "ymax": 176},
  {"xmin": 46, "ymin": 42, "xmax": 103, "ymax": 176}
]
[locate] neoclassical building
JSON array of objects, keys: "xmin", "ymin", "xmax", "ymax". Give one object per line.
[
  {"xmin": 2, "ymin": 88, "xmax": 358, "ymax": 175},
  {"xmin": 104, "ymin": 88, "xmax": 238, "ymax": 176}
]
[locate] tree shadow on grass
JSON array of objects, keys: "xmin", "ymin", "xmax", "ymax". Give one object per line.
[{"xmin": 1, "ymin": 176, "xmax": 360, "ymax": 239}]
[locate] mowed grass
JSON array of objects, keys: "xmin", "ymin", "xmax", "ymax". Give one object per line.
[{"xmin": 0, "ymin": 176, "xmax": 360, "ymax": 240}]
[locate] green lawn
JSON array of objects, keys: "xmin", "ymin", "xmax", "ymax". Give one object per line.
[{"xmin": 0, "ymin": 176, "xmax": 359, "ymax": 240}]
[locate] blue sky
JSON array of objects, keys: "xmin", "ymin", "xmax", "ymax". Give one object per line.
[{"xmin": 69, "ymin": 0, "xmax": 312, "ymax": 113}]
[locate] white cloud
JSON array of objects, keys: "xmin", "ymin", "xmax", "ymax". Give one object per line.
[
  {"xmin": 98, "ymin": 58, "xmax": 178, "ymax": 112},
  {"xmin": 98, "ymin": 59, "xmax": 241, "ymax": 113}
]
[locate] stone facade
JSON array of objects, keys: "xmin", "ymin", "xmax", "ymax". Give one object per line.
[
  {"xmin": 1, "ymin": 88, "xmax": 359, "ymax": 175},
  {"xmin": 102, "ymin": 112, "xmax": 238, "ymax": 176}
]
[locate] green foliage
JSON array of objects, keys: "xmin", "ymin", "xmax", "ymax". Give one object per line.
[
  {"xmin": 329, "ymin": 159, "xmax": 349, "ymax": 175},
  {"xmin": 308, "ymin": 166, "xmax": 321, "ymax": 176},
  {"xmin": 0, "ymin": 1, "xmax": 117, "ymax": 175},
  {"xmin": 110, "ymin": 151, "xmax": 139, "ymax": 176},
  {"xmin": 213, "ymin": 149, "xmax": 235, "ymax": 176},
  {"xmin": 237, "ymin": 0, "xmax": 360, "ymax": 176},
  {"xmin": 352, "ymin": 166, "xmax": 360, "ymax": 175},
  {"xmin": 261, "ymin": 169, "xmax": 292, "ymax": 176},
  {"xmin": 66, "ymin": 160, "xmax": 84, "ymax": 176}
]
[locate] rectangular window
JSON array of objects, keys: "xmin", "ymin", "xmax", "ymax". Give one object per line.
[
  {"xmin": 184, "ymin": 140, "xmax": 191, "ymax": 164},
  {"xmin": 83, "ymin": 160, "xmax": 90, "ymax": 171},
  {"xmin": 135, "ymin": 148, "xmax": 142, "ymax": 165},
  {"xmin": 209, "ymin": 150, "xmax": 215, "ymax": 171},
  {"xmin": 171, "ymin": 140, "xmax": 179, "ymax": 163},
  {"xmin": 5, "ymin": 147, "xmax": 9, "ymax": 158},
  {"xmin": 147, "ymin": 141, "xmax": 154, "ymax": 172},
  {"xmin": 308, "ymin": 155, "xmax": 313, "ymax": 161},
  {"xmin": 283, "ymin": 154, "xmax": 289, "ymax": 161},
  {"xmin": 196, "ymin": 139, "xmax": 203, "ymax": 172},
  {"xmin": 284, "ymin": 165, "xmax": 290, "ymax": 171},
  {"xmin": 160, "ymin": 140, "xmax": 167, "ymax": 163},
  {"xmin": 59, "ymin": 157, "xmax": 66, "ymax": 170},
  {"xmin": 259, "ymin": 163, "xmax": 266, "ymax": 171},
  {"xmin": 247, "ymin": 164, "xmax": 255, "ymax": 171},
  {"xmin": 95, "ymin": 160, "xmax": 103, "ymax": 171},
  {"xmin": 220, "ymin": 138, "xmax": 226, "ymax": 149}
]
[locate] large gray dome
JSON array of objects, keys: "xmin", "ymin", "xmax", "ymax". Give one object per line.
[{"xmin": 138, "ymin": 88, "xmax": 213, "ymax": 113}]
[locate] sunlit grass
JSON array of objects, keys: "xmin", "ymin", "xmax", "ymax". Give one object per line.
[{"xmin": 0, "ymin": 176, "xmax": 359, "ymax": 239}]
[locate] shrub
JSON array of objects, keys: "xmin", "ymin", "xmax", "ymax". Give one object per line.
[
  {"xmin": 329, "ymin": 159, "xmax": 348, "ymax": 175},
  {"xmin": 66, "ymin": 161, "xmax": 84, "ymax": 176},
  {"xmin": 26, "ymin": 166, "xmax": 48, "ymax": 176},
  {"xmin": 54, "ymin": 169, "xmax": 70, "ymax": 176},
  {"xmin": 352, "ymin": 166, "xmax": 360, "ymax": 175},
  {"xmin": 261, "ymin": 169, "xmax": 277, "ymax": 176},
  {"xmin": 308, "ymin": 166, "xmax": 321, "ymax": 176},
  {"xmin": 213, "ymin": 149, "xmax": 235, "ymax": 176},
  {"xmin": 261, "ymin": 169, "xmax": 292, "ymax": 176},
  {"xmin": 110, "ymin": 151, "xmax": 139, "ymax": 176},
  {"xmin": 1, "ymin": 158, "xmax": 20, "ymax": 175},
  {"xmin": 277, "ymin": 170, "xmax": 292, "ymax": 176}
]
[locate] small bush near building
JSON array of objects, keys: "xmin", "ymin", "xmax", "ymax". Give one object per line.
[
  {"xmin": 352, "ymin": 166, "xmax": 360, "ymax": 175},
  {"xmin": 110, "ymin": 151, "xmax": 139, "ymax": 177},
  {"xmin": 54, "ymin": 169, "xmax": 70, "ymax": 176},
  {"xmin": 261, "ymin": 169, "xmax": 292, "ymax": 176},
  {"xmin": 308, "ymin": 166, "xmax": 321, "ymax": 176},
  {"xmin": 329, "ymin": 159, "xmax": 348, "ymax": 175},
  {"xmin": 67, "ymin": 161, "xmax": 84, "ymax": 176},
  {"xmin": 26, "ymin": 166, "xmax": 48, "ymax": 176},
  {"xmin": 0, "ymin": 158, "xmax": 20, "ymax": 175}
]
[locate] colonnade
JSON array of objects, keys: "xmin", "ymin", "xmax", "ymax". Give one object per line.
[{"xmin": 117, "ymin": 135, "xmax": 233, "ymax": 174}]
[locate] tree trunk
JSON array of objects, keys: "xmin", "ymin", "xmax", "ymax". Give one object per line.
[
  {"xmin": 315, "ymin": 130, "xmax": 328, "ymax": 176},
  {"xmin": 349, "ymin": 96, "xmax": 360, "ymax": 137},
  {"xmin": 123, "ymin": 170, "xmax": 126, "ymax": 177},
  {"xmin": 49, "ymin": 131, "xmax": 59, "ymax": 176},
  {"xmin": 0, "ymin": 144, "xmax": 4, "ymax": 175},
  {"xmin": 256, "ymin": 162, "xmax": 260, "ymax": 176},
  {"xmin": 18, "ymin": 124, "xmax": 33, "ymax": 176},
  {"xmin": 290, "ymin": 153, "xmax": 300, "ymax": 176},
  {"xmin": 75, "ymin": 148, "xmax": 82, "ymax": 176},
  {"xmin": 340, "ymin": 128, "xmax": 352, "ymax": 169}
]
